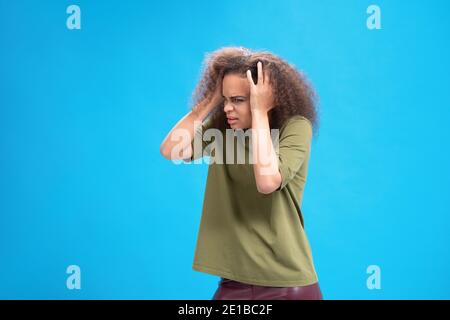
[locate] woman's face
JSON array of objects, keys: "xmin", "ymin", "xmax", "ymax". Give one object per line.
[{"xmin": 222, "ymin": 73, "xmax": 252, "ymax": 129}]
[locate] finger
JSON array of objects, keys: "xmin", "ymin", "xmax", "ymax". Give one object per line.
[
  {"xmin": 264, "ymin": 68, "xmax": 270, "ymax": 85},
  {"xmin": 246, "ymin": 69, "xmax": 255, "ymax": 86},
  {"xmin": 257, "ymin": 61, "xmax": 263, "ymax": 85}
]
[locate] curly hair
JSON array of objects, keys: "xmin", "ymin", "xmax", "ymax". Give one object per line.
[{"xmin": 190, "ymin": 46, "xmax": 319, "ymax": 135}]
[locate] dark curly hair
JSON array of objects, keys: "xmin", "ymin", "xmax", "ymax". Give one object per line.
[{"xmin": 190, "ymin": 46, "xmax": 319, "ymax": 135}]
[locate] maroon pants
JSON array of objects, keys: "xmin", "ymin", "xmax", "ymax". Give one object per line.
[{"xmin": 212, "ymin": 278, "xmax": 323, "ymax": 300}]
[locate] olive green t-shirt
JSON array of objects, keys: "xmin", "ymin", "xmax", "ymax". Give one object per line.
[{"xmin": 184, "ymin": 115, "xmax": 318, "ymax": 287}]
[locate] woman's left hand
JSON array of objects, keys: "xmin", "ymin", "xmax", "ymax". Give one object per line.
[{"xmin": 246, "ymin": 61, "xmax": 275, "ymax": 115}]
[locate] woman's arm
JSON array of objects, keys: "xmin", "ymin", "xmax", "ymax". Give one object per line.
[
  {"xmin": 159, "ymin": 100, "xmax": 214, "ymax": 160},
  {"xmin": 160, "ymin": 75, "xmax": 223, "ymax": 161},
  {"xmin": 247, "ymin": 61, "xmax": 281, "ymax": 194},
  {"xmin": 251, "ymin": 110, "xmax": 282, "ymax": 194}
]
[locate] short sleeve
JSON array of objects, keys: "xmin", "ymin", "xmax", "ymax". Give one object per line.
[
  {"xmin": 275, "ymin": 116, "xmax": 313, "ymax": 191},
  {"xmin": 184, "ymin": 117, "xmax": 214, "ymax": 162}
]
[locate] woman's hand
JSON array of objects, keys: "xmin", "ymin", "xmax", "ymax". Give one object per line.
[
  {"xmin": 206, "ymin": 72, "xmax": 225, "ymax": 107},
  {"xmin": 193, "ymin": 72, "xmax": 224, "ymax": 119},
  {"xmin": 246, "ymin": 61, "xmax": 275, "ymax": 115}
]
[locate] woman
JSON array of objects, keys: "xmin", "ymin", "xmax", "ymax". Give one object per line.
[{"xmin": 160, "ymin": 47, "xmax": 323, "ymax": 300}]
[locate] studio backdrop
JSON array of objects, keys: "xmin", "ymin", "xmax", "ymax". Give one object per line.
[{"xmin": 0, "ymin": 0, "xmax": 449, "ymax": 299}]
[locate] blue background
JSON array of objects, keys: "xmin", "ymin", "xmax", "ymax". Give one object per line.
[{"xmin": 0, "ymin": 0, "xmax": 449, "ymax": 299}]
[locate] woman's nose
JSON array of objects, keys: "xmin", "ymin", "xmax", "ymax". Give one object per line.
[{"xmin": 223, "ymin": 102, "xmax": 234, "ymax": 112}]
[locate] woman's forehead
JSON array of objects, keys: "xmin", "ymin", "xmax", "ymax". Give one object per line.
[{"xmin": 222, "ymin": 74, "xmax": 249, "ymax": 96}]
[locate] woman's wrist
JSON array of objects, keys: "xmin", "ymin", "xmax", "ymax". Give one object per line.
[
  {"xmin": 192, "ymin": 100, "xmax": 214, "ymax": 121},
  {"xmin": 251, "ymin": 109, "xmax": 269, "ymax": 123}
]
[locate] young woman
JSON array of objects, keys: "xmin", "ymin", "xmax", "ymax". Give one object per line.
[{"xmin": 160, "ymin": 47, "xmax": 323, "ymax": 300}]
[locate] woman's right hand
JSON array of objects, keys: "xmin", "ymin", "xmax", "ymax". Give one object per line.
[
  {"xmin": 161, "ymin": 72, "xmax": 223, "ymax": 160},
  {"xmin": 194, "ymin": 73, "xmax": 224, "ymax": 119},
  {"xmin": 206, "ymin": 72, "xmax": 224, "ymax": 108}
]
